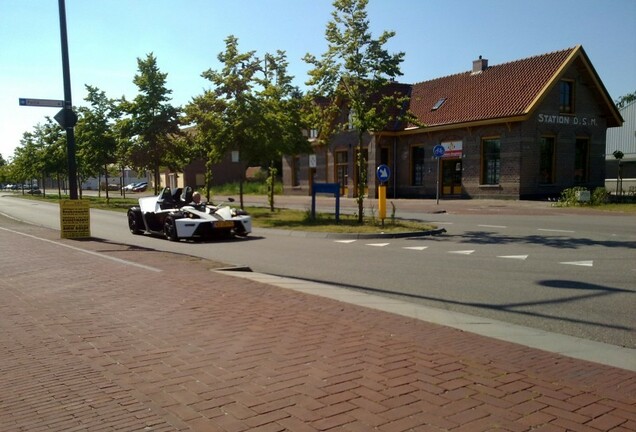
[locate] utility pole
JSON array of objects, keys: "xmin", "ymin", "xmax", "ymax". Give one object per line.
[{"xmin": 58, "ymin": 0, "xmax": 78, "ymax": 199}]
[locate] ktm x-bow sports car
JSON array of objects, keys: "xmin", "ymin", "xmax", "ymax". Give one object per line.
[{"xmin": 127, "ymin": 187, "xmax": 252, "ymax": 241}]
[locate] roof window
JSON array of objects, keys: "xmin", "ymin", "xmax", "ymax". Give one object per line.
[{"xmin": 432, "ymin": 97, "xmax": 446, "ymax": 111}]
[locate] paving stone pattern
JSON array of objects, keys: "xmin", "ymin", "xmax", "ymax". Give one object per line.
[{"xmin": 1, "ymin": 218, "xmax": 635, "ymax": 431}]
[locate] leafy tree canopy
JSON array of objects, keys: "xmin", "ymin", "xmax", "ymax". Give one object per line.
[
  {"xmin": 120, "ymin": 53, "xmax": 184, "ymax": 193},
  {"xmin": 304, "ymin": 0, "xmax": 408, "ymax": 222},
  {"xmin": 615, "ymin": 91, "xmax": 636, "ymax": 109}
]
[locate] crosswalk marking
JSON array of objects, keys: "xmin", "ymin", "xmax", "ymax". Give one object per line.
[
  {"xmin": 560, "ymin": 260, "xmax": 594, "ymax": 267},
  {"xmin": 333, "ymin": 240, "xmax": 595, "ymax": 267},
  {"xmin": 498, "ymin": 255, "xmax": 528, "ymax": 260}
]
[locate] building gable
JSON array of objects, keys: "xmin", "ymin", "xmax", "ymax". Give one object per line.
[{"xmin": 405, "ymin": 46, "xmax": 622, "ymax": 131}]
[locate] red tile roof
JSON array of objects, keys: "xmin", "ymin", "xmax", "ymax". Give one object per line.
[{"xmin": 404, "ymin": 46, "xmax": 621, "ymax": 129}]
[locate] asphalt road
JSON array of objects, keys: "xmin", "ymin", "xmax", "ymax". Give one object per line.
[{"xmin": 1, "ymin": 193, "xmax": 634, "ymax": 348}]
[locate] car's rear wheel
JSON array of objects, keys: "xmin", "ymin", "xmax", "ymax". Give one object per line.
[
  {"xmin": 163, "ymin": 215, "xmax": 179, "ymax": 241},
  {"xmin": 127, "ymin": 208, "xmax": 143, "ymax": 235}
]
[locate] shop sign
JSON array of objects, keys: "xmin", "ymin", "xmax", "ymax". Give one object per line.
[{"xmin": 440, "ymin": 141, "xmax": 462, "ymax": 158}]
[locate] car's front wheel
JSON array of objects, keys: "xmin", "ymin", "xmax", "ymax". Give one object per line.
[
  {"xmin": 127, "ymin": 208, "xmax": 143, "ymax": 235},
  {"xmin": 163, "ymin": 215, "xmax": 179, "ymax": 241}
]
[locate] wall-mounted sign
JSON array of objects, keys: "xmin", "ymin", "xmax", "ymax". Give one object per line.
[
  {"xmin": 440, "ymin": 141, "xmax": 463, "ymax": 158},
  {"xmin": 538, "ymin": 113, "xmax": 598, "ymax": 126}
]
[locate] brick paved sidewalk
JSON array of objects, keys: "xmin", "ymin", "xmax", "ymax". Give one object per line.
[{"xmin": 1, "ymin": 218, "xmax": 635, "ymax": 431}]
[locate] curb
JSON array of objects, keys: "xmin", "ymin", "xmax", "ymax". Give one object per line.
[{"xmin": 253, "ymin": 227, "xmax": 447, "ymax": 240}]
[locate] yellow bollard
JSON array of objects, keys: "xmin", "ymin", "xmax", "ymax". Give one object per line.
[{"xmin": 378, "ymin": 184, "xmax": 386, "ymax": 221}]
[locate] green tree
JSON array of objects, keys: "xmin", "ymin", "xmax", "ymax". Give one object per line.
[
  {"xmin": 184, "ymin": 90, "xmax": 227, "ymax": 201},
  {"xmin": 121, "ymin": 53, "xmax": 183, "ymax": 194},
  {"xmin": 615, "ymin": 91, "xmax": 636, "ymax": 109},
  {"xmin": 11, "ymin": 130, "xmax": 44, "ymax": 191},
  {"xmin": 38, "ymin": 118, "xmax": 67, "ymax": 197},
  {"xmin": 10, "ymin": 119, "xmax": 67, "ymax": 197},
  {"xmin": 76, "ymin": 85, "xmax": 120, "ymax": 200},
  {"xmin": 304, "ymin": 0, "xmax": 409, "ymax": 223},
  {"xmin": 195, "ymin": 36, "xmax": 262, "ymax": 208},
  {"xmin": 0, "ymin": 154, "xmax": 7, "ymax": 185},
  {"xmin": 257, "ymin": 51, "xmax": 310, "ymax": 210}
]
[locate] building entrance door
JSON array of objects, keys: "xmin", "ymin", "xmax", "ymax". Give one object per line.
[{"xmin": 441, "ymin": 159, "xmax": 462, "ymax": 196}]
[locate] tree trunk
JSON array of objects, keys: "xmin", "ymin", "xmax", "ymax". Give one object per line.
[
  {"xmin": 356, "ymin": 133, "xmax": 365, "ymax": 224},
  {"xmin": 268, "ymin": 161, "xmax": 276, "ymax": 212},
  {"xmin": 239, "ymin": 171, "xmax": 244, "ymax": 209},
  {"xmin": 205, "ymin": 158, "xmax": 213, "ymax": 203},
  {"xmin": 104, "ymin": 164, "xmax": 110, "ymax": 202}
]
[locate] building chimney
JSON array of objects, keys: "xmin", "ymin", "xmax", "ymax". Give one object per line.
[{"xmin": 472, "ymin": 55, "xmax": 488, "ymax": 74}]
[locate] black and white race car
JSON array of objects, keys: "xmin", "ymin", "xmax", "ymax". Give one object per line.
[{"xmin": 126, "ymin": 186, "xmax": 252, "ymax": 241}]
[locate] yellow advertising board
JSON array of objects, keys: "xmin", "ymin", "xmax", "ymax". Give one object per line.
[{"xmin": 59, "ymin": 199, "xmax": 91, "ymax": 239}]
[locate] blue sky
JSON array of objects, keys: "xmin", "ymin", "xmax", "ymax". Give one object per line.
[{"xmin": 1, "ymin": 0, "xmax": 635, "ymax": 160}]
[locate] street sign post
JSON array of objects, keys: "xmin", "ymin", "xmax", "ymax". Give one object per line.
[
  {"xmin": 433, "ymin": 145, "xmax": 445, "ymax": 204},
  {"xmin": 19, "ymin": 98, "xmax": 64, "ymax": 108},
  {"xmin": 376, "ymin": 164, "xmax": 391, "ymax": 224}
]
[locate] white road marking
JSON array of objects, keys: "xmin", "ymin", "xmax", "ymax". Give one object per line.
[
  {"xmin": 478, "ymin": 224, "xmax": 507, "ymax": 229},
  {"xmin": 448, "ymin": 250, "xmax": 475, "ymax": 255},
  {"xmin": 538, "ymin": 228, "xmax": 575, "ymax": 233},
  {"xmin": 560, "ymin": 260, "xmax": 594, "ymax": 267},
  {"xmin": 498, "ymin": 255, "xmax": 528, "ymax": 260},
  {"xmin": 334, "ymin": 240, "xmax": 356, "ymax": 243},
  {"xmin": 366, "ymin": 243, "xmax": 390, "ymax": 247},
  {"xmin": 403, "ymin": 246, "xmax": 428, "ymax": 251}
]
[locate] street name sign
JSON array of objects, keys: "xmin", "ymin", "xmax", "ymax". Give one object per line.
[{"xmin": 19, "ymin": 98, "xmax": 64, "ymax": 108}]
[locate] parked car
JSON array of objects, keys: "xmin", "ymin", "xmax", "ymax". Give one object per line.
[
  {"xmin": 122, "ymin": 182, "xmax": 139, "ymax": 192},
  {"xmin": 131, "ymin": 182, "xmax": 148, "ymax": 192},
  {"xmin": 100, "ymin": 183, "xmax": 119, "ymax": 191},
  {"xmin": 26, "ymin": 188, "xmax": 42, "ymax": 195}
]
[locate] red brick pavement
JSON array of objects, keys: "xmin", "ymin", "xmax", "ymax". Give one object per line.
[{"xmin": 1, "ymin": 216, "xmax": 635, "ymax": 431}]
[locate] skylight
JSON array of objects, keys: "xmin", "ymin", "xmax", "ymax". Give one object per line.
[{"xmin": 432, "ymin": 97, "xmax": 446, "ymax": 111}]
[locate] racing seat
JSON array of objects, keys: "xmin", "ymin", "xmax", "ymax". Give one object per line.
[
  {"xmin": 158, "ymin": 188, "xmax": 175, "ymax": 210},
  {"xmin": 182, "ymin": 187, "xmax": 193, "ymax": 205},
  {"xmin": 171, "ymin": 188, "xmax": 183, "ymax": 206}
]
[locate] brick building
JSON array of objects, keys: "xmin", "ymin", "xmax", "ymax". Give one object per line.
[{"xmin": 283, "ymin": 46, "xmax": 623, "ymax": 200}]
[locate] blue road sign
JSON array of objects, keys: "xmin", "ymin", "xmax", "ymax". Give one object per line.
[
  {"xmin": 433, "ymin": 144, "xmax": 446, "ymax": 158},
  {"xmin": 376, "ymin": 164, "xmax": 391, "ymax": 182}
]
